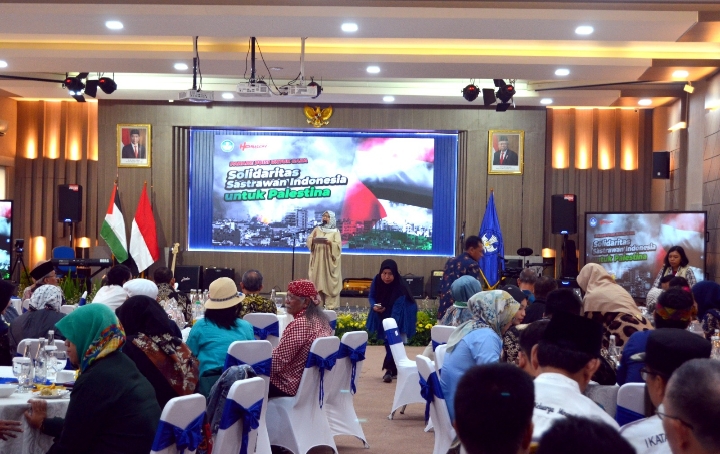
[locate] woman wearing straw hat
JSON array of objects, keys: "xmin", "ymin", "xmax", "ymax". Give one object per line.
[{"xmin": 186, "ymin": 277, "xmax": 254, "ymax": 395}]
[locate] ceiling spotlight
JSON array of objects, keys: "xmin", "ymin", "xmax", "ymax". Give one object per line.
[
  {"xmin": 383, "ymin": 96, "xmax": 395, "ymax": 102},
  {"xmin": 174, "ymin": 63, "xmax": 189, "ymax": 71},
  {"xmin": 555, "ymin": 68, "xmax": 570, "ymax": 76},
  {"xmin": 366, "ymin": 66, "xmax": 380, "ymax": 74},
  {"xmin": 462, "ymin": 84, "xmax": 479, "ymax": 102},
  {"xmin": 85, "ymin": 80, "xmax": 99, "ymax": 98},
  {"xmin": 638, "ymin": 99, "xmax": 652, "ymax": 106},
  {"xmin": 105, "ymin": 20, "xmax": 123, "ymax": 30},
  {"xmin": 269, "ymin": 67, "xmax": 283, "ymax": 71},
  {"xmin": 495, "ymin": 79, "xmax": 516, "ymax": 104},
  {"xmin": 672, "ymin": 70, "xmax": 689, "ymax": 79},
  {"xmin": 684, "ymin": 83, "xmax": 695, "ymax": 93},
  {"xmin": 341, "ymin": 23, "xmax": 358, "ymax": 32},
  {"xmin": 98, "ymin": 76, "xmax": 117, "ymax": 94},
  {"xmin": 575, "ymin": 25, "xmax": 594, "ymax": 35},
  {"xmin": 541, "ymin": 98, "xmax": 553, "ymax": 105},
  {"xmin": 222, "ymin": 92, "xmax": 235, "ymax": 99},
  {"xmin": 64, "ymin": 74, "xmax": 86, "ymax": 102},
  {"xmin": 0, "ymin": 60, "xmax": 7, "ymax": 68}
]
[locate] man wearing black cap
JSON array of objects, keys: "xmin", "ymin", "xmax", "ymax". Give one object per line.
[
  {"xmin": 530, "ymin": 311, "xmax": 618, "ymax": 439},
  {"xmin": 619, "ymin": 329, "xmax": 711, "ymax": 454},
  {"xmin": 21, "ymin": 260, "xmax": 58, "ymax": 301},
  {"xmin": 121, "ymin": 129, "xmax": 146, "ymax": 159},
  {"xmin": 492, "ymin": 136, "xmax": 519, "ymax": 166}
]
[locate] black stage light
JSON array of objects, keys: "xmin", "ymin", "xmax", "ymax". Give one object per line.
[
  {"xmin": 462, "ymin": 84, "xmax": 479, "ymax": 102},
  {"xmin": 63, "ymin": 76, "xmax": 86, "ymax": 102},
  {"xmin": 482, "ymin": 88, "xmax": 496, "ymax": 106},
  {"xmin": 496, "ymin": 102, "xmax": 511, "ymax": 112},
  {"xmin": 98, "ymin": 77, "xmax": 117, "ymax": 94},
  {"xmin": 84, "ymin": 80, "xmax": 99, "ymax": 98},
  {"xmin": 497, "ymin": 83, "xmax": 516, "ymax": 104}
]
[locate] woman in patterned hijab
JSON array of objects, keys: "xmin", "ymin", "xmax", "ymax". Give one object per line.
[
  {"xmin": 446, "ymin": 290, "xmax": 521, "ymax": 353},
  {"xmin": 116, "ymin": 296, "xmax": 199, "ymax": 407}
]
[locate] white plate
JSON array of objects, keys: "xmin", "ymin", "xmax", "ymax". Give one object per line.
[{"xmin": 31, "ymin": 390, "xmax": 70, "ymax": 399}]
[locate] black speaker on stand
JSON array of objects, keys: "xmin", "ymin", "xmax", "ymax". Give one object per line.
[
  {"xmin": 652, "ymin": 151, "xmax": 670, "ymax": 179},
  {"xmin": 551, "ymin": 194, "xmax": 577, "ymax": 235},
  {"xmin": 58, "ymin": 184, "xmax": 83, "ymax": 246}
]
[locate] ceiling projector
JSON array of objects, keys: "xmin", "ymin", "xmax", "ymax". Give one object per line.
[
  {"xmin": 178, "ymin": 90, "xmax": 214, "ymax": 103},
  {"xmin": 237, "ymin": 81, "xmax": 272, "ymax": 97}
]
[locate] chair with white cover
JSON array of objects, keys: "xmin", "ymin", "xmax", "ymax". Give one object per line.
[
  {"xmin": 416, "ymin": 354, "xmax": 456, "ymax": 454},
  {"xmin": 214, "ymin": 377, "xmax": 266, "ymax": 454},
  {"xmin": 382, "ymin": 318, "xmax": 424, "ymax": 419},
  {"xmin": 243, "ymin": 313, "xmax": 281, "ymax": 348},
  {"xmin": 324, "ymin": 331, "xmax": 369, "ymax": 448},
  {"xmin": 584, "ymin": 383, "xmax": 619, "ymax": 419},
  {"xmin": 150, "ymin": 394, "xmax": 206, "ymax": 454},
  {"xmin": 430, "ymin": 325, "xmax": 455, "ymax": 352},
  {"xmin": 266, "ymin": 336, "xmax": 340, "ymax": 454},
  {"xmin": 21, "ymin": 300, "xmax": 30, "ymax": 313},
  {"xmin": 323, "ymin": 310, "xmax": 337, "ymax": 335},
  {"xmin": 59, "ymin": 305, "xmax": 76, "ymax": 315},
  {"xmin": 225, "ymin": 340, "xmax": 273, "ymax": 454},
  {"xmin": 434, "ymin": 344, "xmax": 448, "ymax": 374},
  {"xmin": 616, "ymin": 382, "xmax": 646, "ymax": 426},
  {"xmin": 16, "ymin": 339, "xmax": 67, "ymax": 357}
]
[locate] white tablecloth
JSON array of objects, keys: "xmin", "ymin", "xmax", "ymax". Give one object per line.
[
  {"xmin": 0, "ymin": 367, "xmax": 70, "ymax": 454},
  {"xmin": 277, "ymin": 312, "xmax": 292, "ymax": 337}
]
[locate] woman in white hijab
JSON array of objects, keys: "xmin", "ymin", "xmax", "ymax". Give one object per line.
[
  {"xmin": 306, "ymin": 210, "xmax": 342, "ymax": 309},
  {"xmin": 9, "ymin": 285, "xmax": 66, "ymax": 351}
]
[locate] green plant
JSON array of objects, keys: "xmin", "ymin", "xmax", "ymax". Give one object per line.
[{"xmin": 334, "ymin": 306, "xmax": 438, "ymax": 347}]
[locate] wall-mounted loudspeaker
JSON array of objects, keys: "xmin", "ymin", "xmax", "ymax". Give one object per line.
[
  {"xmin": 58, "ymin": 184, "xmax": 83, "ymax": 222},
  {"xmin": 174, "ymin": 265, "xmax": 203, "ymax": 293},
  {"xmin": 551, "ymin": 194, "xmax": 577, "ymax": 235},
  {"xmin": 204, "ymin": 267, "xmax": 235, "ymax": 290},
  {"xmin": 652, "ymin": 151, "xmax": 670, "ymax": 179}
]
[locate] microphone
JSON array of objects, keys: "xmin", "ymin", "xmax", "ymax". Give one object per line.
[{"xmin": 321, "ymin": 220, "xmax": 327, "ymax": 226}]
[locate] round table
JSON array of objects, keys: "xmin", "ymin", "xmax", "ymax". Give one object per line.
[{"xmin": 0, "ymin": 367, "xmax": 70, "ymax": 454}]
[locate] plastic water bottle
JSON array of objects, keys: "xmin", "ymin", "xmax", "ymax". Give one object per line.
[
  {"xmin": 33, "ymin": 338, "xmax": 48, "ymax": 385},
  {"xmin": 609, "ymin": 335, "xmax": 619, "ymax": 367},
  {"xmin": 45, "ymin": 330, "xmax": 58, "ymax": 382},
  {"xmin": 78, "ymin": 290, "xmax": 87, "ymax": 306},
  {"xmin": 712, "ymin": 330, "xmax": 720, "ymax": 361}
]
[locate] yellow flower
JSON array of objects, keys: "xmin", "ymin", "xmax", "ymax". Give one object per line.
[{"xmin": 425, "ymin": 323, "xmax": 432, "ymax": 329}]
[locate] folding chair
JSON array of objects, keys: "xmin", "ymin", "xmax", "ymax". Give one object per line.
[
  {"xmin": 324, "ymin": 331, "xmax": 369, "ymax": 448},
  {"xmin": 214, "ymin": 377, "xmax": 266, "ymax": 454},
  {"xmin": 59, "ymin": 305, "xmax": 76, "ymax": 315},
  {"xmin": 16, "ymin": 339, "xmax": 67, "ymax": 358},
  {"xmin": 435, "ymin": 344, "xmax": 448, "ymax": 374},
  {"xmin": 150, "ymin": 394, "xmax": 206, "ymax": 454},
  {"xmin": 243, "ymin": 313, "xmax": 281, "ymax": 348},
  {"xmin": 324, "ymin": 309, "xmax": 337, "ymax": 334},
  {"xmin": 225, "ymin": 340, "xmax": 273, "ymax": 454},
  {"xmin": 616, "ymin": 382, "xmax": 646, "ymax": 426},
  {"xmin": 430, "ymin": 325, "xmax": 455, "ymax": 352},
  {"xmin": 266, "ymin": 336, "xmax": 339, "ymax": 454},
  {"xmin": 382, "ymin": 318, "xmax": 424, "ymax": 419},
  {"xmin": 417, "ymin": 355, "xmax": 456, "ymax": 454}
]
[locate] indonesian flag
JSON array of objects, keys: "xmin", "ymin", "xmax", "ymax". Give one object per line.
[
  {"xmin": 100, "ymin": 183, "xmax": 128, "ymax": 262},
  {"xmin": 129, "ymin": 184, "xmax": 159, "ymax": 273}
]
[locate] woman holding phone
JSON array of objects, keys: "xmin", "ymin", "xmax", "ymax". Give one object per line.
[{"xmin": 366, "ymin": 259, "xmax": 417, "ymax": 383}]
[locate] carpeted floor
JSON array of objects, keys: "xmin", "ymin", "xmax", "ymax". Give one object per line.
[{"xmin": 308, "ymin": 345, "xmax": 435, "ymax": 453}]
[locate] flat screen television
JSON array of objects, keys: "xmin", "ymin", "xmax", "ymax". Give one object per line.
[
  {"xmin": 0, "ymin": 200, "xmax": 12, "ymax": 280},
  {"xmin": 584, "ymin": 211, "xmax": 706, "ymax": 299}
]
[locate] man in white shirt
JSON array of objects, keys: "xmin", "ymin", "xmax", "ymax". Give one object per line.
[
  {"xmin": 530, "ymin": 311, "xmax": 618, "ymax": 440},
  {"xmin": 620, "ymin": 329, "xmax": 711, "ymax": 453}
]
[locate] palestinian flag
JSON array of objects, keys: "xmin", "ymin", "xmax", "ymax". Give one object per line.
[
  {"xmin": 129, "ymin": 183, "xmax": 159, "ymax": 273},
  {"xmin": 100, "ymin": 183, "xmax": 128, "ymax": 262}
]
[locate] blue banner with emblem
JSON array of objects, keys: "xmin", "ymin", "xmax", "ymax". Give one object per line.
[{"xmin": 478, "ymin": 192, "xmax": 504, "ymax": 288}]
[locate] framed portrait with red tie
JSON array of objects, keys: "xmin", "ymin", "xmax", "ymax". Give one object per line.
[
  {"xmin": 117, "ymin": 124, "xmax": 152, "ymax": 168},
  {"xmin": 488, "ymin": 130, "xmax": 523, "ymax": 175}
]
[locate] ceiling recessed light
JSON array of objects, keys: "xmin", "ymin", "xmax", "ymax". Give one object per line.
[
  {"xmin": 105, "ymin": 20, "xmax": 123, "ymax": 30},
  {"xmin": 174, "ymin": 63, "xmax": 188, "ymax": 71},
  {"xmin": 383, "ymin": 96, "xmax": 395, "ymax": 102},
  {"xmin": 168, "ymin": 100, "xmax": 174, "ymax": 103},
  {"xmin": 222, "ymin": 92, "xmax": 234, "ymax": 100},
  {"xmin": 672, "ymin": 70, "xmax": 689, "ymax": 78},
  {"xmin": 638, "ymin": 99, "xmax": 652, "ymax": 106},
  {"xmin": 575, "ymin": 25, "xmax": 594, "ymax": 35},
  {"xmin": 555, "ymin": 68, "xmax": 570, "ymax": 76},
  {"xmin": 0, "ymin": 60, "xmax": 7, "ymax": 68},
  {"xmin": 269, "ymin": 67, "xmax": 283, "ymax": 71},
  {"xmin": 341, "ymin": 23, "xmax": 358, "ymax": 33},
  {"xmin": 540, "ymin": 98, "xmax": 553, "ymax": 105},
  {"xmin": 366, "ymin": 66, "xmax": 380, "ymax": 74}
]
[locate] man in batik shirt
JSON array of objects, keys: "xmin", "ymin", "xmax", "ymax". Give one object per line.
[
  {"xmin": 437, "ymin": 236, "xmax": 483, "ymax": 320},
  {"xmin": 238, "ymin": 269, "xmax": 277, "ymax": 319}
]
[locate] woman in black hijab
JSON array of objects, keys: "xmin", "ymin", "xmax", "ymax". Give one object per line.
[
  {"xmin": 116, "ymin": 296, "xmax": 199, "ymax": 408},
  {"xmin": 366, "ymin": 259, "xmax": 417, "ymax": 382}
]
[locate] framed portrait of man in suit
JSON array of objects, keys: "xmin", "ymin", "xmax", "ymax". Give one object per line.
[
  {"xmin": 488, "ymin": 130, "xmax": 524, "ymax": 175},
  {"xmin": 117, "ymin": 124, "xmax": 151, "ymax": 168}
]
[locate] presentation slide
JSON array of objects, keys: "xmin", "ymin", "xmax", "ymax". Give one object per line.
[
  {"xmin": 188, "ymin": 130, "xmax": 458, "ymax": 255},
  {"xmin": 0, "ymin": 201, "xmax": 11, "ymax": 280},
  {"xmin": 584, "ymin": 211, "xmax": 706, "ymax": 298}
]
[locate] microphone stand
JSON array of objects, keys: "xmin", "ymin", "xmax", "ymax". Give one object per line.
[{"xmin": 290, "ymin": 226, "xmax": 316, "ymax": 281}]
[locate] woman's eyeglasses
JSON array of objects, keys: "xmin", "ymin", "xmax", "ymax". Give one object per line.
[
  {"xmin": 656, "ymin": 411, "xmax": 694, "ymax": 431},
  {"xmin": 640, "ymin": 367, "xmax": 667, "ymax": 381}
]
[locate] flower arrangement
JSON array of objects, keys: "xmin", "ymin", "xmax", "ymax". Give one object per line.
[{"xmin": 334, "ymin": 304, "xmax": 439, "ymax": 347}]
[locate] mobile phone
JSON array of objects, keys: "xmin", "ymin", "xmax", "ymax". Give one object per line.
[{"xmin": 374, "ymin": 304, "xmax": 382, "ymax": 307}]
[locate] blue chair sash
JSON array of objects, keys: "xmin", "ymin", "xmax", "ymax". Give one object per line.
[
  {"xmin": 615, "ymin": 405, "xmax": 645, "ymax": 426},
  {"xmin": 385, "ymin": 327, "xmax": 402, "ymax": 345},
  {"xmin": 329, "ymin": 319, "xmax": 337, "ymax": 331},
  {"xmin": 151, "ymin": 411, "xmax": 205, "ymax": 454},
  {"xmin": 223, "ymin": 355, "xmax": 272, "ymax": 376},
  {"xmin": 0, "ymin": 377, "xmax": 18, "ymax": 384},
  {"xmin": 337, "ymin": 342, "xmax": 367, "ymax": 394},
  {"xmin": 305, "ymin": 351, "xmax": 338, "ymax": 408},
  {"xmin": 252, "ymin": 321, "xmax": 279, "ymax": 340},
  {"xmin": 431, "ymin": 339, "xmax": 443, "ymax": 351},
  {"xmin": 218, "ymin": 398, "xmax": 263, "ymax": 454},
  {"xmin": 419, "ymin": 371, "xmax": 444, "ymax": 423}
]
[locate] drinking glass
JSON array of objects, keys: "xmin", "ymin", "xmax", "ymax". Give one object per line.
[
  {"xmin": 12, "ymin": 357, "xmax": 31, "ymax": 393},
  {"xmin": 48, "ymin": 351, "xmax": 68, "ymax": 382}
]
